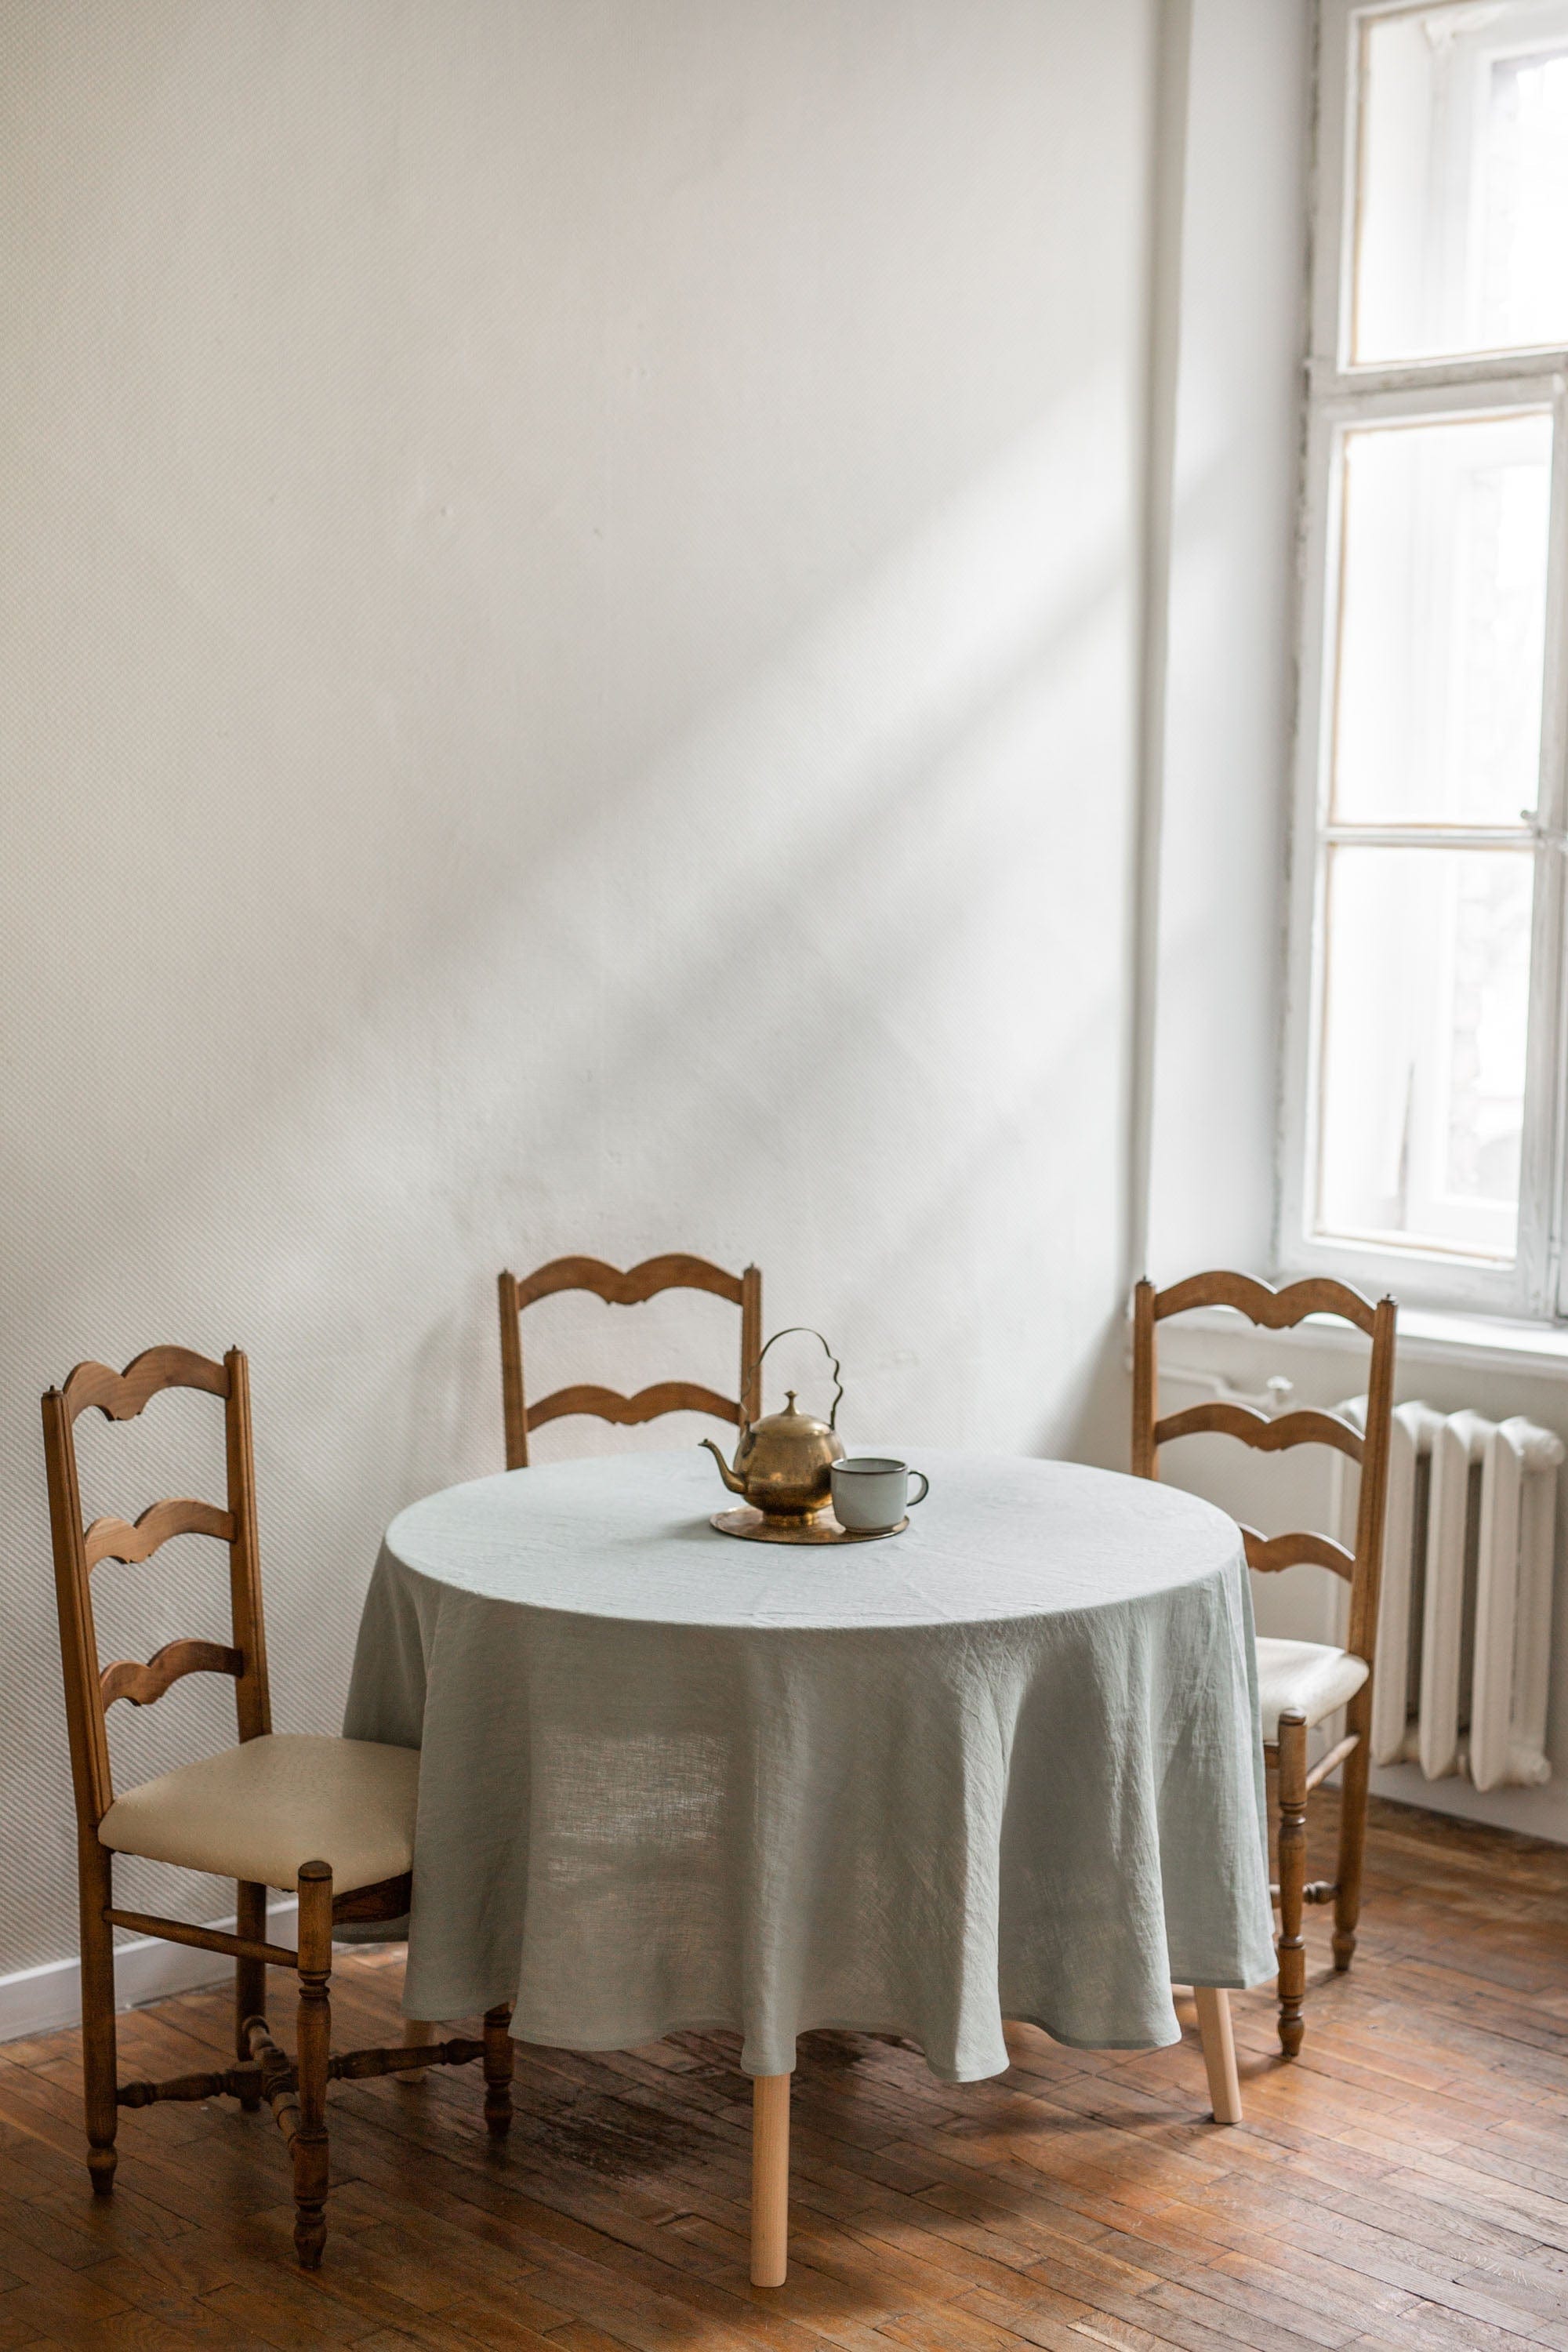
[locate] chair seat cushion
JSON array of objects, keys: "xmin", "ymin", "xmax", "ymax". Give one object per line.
[
  {"xmin": 1254, "ymin": 1638, "xmax": 1370, "ymax": 1740},
  {"xmin": 98, "ymin": 1733, "xmax": 419, "ymax": 1894}
]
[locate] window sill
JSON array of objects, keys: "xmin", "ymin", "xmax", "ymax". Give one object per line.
[{"xmin": 1157, "ymin": 1302, "xmax": 1568, "ymax": 1378}]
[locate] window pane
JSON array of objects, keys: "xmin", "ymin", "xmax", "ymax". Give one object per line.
[
  {"xmin": 1334, "ymin": 413, "xmax": 1552, "ymax": 825},
  {"xmin": 1356, "ymin": 0, "xmax": 1568, "ymax": 362},
  {"xmin": 1317, "ymin": 847, "xmax": 1533, "ymax": 1258}
]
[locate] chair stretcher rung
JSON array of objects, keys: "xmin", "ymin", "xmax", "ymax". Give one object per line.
[
  {"xmin": 116, "ymin": 2015, "xmax": 487, "ymax": 2122},
  {"xmin": 118, "ymin": 2063, "xmax": 263, "ymax": 2107},
  {"xmin": 1305, "ymin": 1733, "xmax": 1359, "ymax": 1792},
  {"xmin": 327, "ymin": 2038, "xmax": 485, "ymax": 2082},
  {"xmin": 106, "ymin": 1907, "xmax": 298, "ymax": 1969}
]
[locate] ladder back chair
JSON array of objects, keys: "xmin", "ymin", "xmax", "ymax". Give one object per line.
[
  {"xmin": 42, "ymin": 1343, "xmax": 515, "ymax": 2270},
  {"xmin": 1131, "ymin": 1273, "xmax": 1397, "ymax": 2058},
  {"xmin": 498, "ymin": 1253, "xmax": 763, "ymax": 1469}
]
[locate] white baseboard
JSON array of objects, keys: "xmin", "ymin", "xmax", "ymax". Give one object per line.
[{"xmin": 0, "ymin": 1900, "xmax": 298, "ymax": 2046}]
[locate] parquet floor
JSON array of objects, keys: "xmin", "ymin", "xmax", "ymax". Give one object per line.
[{"xmin": 0, "ymin": 1795, "xmax": 1564, "ymax": 2352}]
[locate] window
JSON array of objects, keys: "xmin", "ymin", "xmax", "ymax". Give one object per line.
[{"xmin": 1284, "ymin": 0, "xmax": 1568, "ymax": 1315}]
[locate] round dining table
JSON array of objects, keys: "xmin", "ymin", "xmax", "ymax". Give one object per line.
[{"xmin": 343, "ymin": 1447, "xmax": 1276, "ymax": 2283}]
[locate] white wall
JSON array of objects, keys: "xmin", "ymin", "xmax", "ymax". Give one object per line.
[
  {"xmin": 1145, "ymin": 0, "xmax": 1308, "ymax": 1282},
  {"xmin": 0, "ymin": 0, "xmax": 1158, "ymax": 1983},
  {"xmin": 1140, "ymin": 2, "xmax": 1568, "ymax": 1846}
]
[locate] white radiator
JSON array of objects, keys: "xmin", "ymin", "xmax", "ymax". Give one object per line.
[{"xmin": 1332, "ymin": 1401, "xmax": 1562, "ymax": 1792}]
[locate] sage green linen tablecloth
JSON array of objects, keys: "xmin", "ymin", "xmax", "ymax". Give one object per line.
[{"xmin": 343, "ymin": 1450, "xmax": 1276, "ymax": 2082}]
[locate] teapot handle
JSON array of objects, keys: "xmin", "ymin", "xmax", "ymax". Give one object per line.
[{"xmin": 744, "ymin": 1327, "xmax": 844, "ymax": 1431}]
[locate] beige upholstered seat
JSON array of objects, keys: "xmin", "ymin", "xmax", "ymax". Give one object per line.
[
  {"xmin": 99, "ymin": 1733, "xmax": 418, "ymax": 1894},
  {"xmin": 1254, "ymin": 1639, "xmax": 1370, "ymax": 1740}
]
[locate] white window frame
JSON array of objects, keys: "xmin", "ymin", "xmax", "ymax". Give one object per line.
[{"xmin": 1280, "ymin": 0, "xmax": 1568, "ymax": 1318}]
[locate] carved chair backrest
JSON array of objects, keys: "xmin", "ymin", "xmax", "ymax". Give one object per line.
[
  {"xmin": 1131, "ymin": 1272, "xmax": 1398, "ymax": 1668},
  {"xmin": 497, "ymin": 1255, "xmax": 763, "ymax": 1470},
  {"xmin": 42, "ymin": 1345, "xmax": 271, "ymax": 1832}
]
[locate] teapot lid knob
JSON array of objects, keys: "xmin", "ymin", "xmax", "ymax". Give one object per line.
[{"xmin": 784, "ymin": 1389, "xmax": 797, "ymax": 1413}]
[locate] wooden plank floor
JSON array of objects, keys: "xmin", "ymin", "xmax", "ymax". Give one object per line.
[{"xmin": 0, "ymin": 1794, "xmax": 1565, "ymax": 2352}]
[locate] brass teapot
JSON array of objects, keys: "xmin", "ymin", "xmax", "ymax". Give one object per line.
[{"xmin": 702, "ymin": 1327, "xmax": 844, "ymax": 1525}]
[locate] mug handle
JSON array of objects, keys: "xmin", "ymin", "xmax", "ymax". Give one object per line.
[{"xmin": 907, "ymin": 1471, "xmax": 930, "ymax": 1508}]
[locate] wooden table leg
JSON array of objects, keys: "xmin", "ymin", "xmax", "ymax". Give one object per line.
[
  {"xmin": 1193, "ymin": 1987, "xmax": 1242, "ymax": 2123},
  {"xmin": 400, "ymin": 2018, "xmax": 437, "ymax": 2083},
  {"xmin": 750, "ymin": 2072, "xmax": 791, "ymax": 2286}
]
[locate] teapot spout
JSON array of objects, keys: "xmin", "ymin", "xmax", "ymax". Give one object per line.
[{"xmin": 699, "ymin": 1436, "xmax": 746, "ymax": 1495}]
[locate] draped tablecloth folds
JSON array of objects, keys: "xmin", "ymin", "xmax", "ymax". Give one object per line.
[{"xmin": 343, "ymin": 1449, "xmax": 1276, "ymax": 2082}]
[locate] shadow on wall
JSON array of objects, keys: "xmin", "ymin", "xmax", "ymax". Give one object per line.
[
  {"xmin": 17, "ymin": 372, "xmax": 1142, "ymax": 1445},
  {"xmin": 3, "ymin": 379, "xmax": 1149, "ymax": 1969}
]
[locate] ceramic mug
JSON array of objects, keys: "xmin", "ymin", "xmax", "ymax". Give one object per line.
[{"xmin": 831, "ymin": 1455, "xmax": 929, "ymax": 1534}]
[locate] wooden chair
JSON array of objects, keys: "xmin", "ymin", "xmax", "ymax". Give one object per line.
[
  {"xmin": 497, "ymin": 1253, "xmax": 763, "ymax": 1469},
  {"xmin": 1131, "ymin": 1273, "xmax": 1397, "ymax": 2058},
  {"xmin": 42, "ymin": 1343, "xmax": 515, "ymax": 2270}
]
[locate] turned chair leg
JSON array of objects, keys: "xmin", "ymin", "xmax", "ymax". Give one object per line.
[
  {"xmin": 482, "ymin": 2003, "xmax": 514, "ymax": 2137},
  {"xmin": 1276, "ymin": 1710, "xmax": 1308, "ymax": 2059},
  {"xmin": 750, "ymin": 2072, "xmax": 791, "ymax": 2287},
  {"xmin": 78, "ymin": 1834, "xmax": 118, "ymax": 2197},
  {"xmin": 1193, "ymin": 1986, "xmax": 1243, "ymax": 2122},
  {"xmin": 1333, "ymin": 1694, "xmax": 1370, "ymax": 1973},
  {"xmin": 292, "ymin": 1861, "xmax": 333, "ymax": 2270},
  {"xmin": 235, "ymin": 1880, "xmax": 267, "ymax": 2109}
]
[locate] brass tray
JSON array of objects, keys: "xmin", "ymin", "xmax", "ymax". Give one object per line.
[{"xmin": 710, "ymin": 1507, "xmax": 909, "ymax": 1544}]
